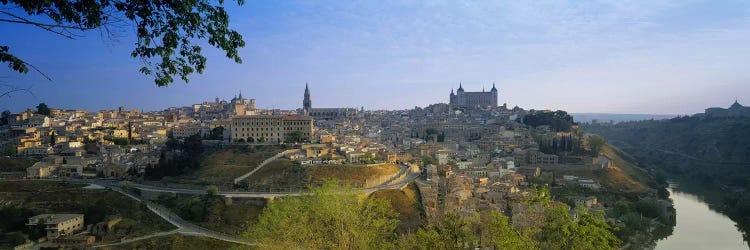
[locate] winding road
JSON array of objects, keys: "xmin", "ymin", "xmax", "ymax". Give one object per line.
[
  {"xmin": 58, "ymin": 162, "xmax": 422, "ymax": 248},
  {"xmin": 86, "ymin": 182, "xmax": 255, "ymax": 248}
]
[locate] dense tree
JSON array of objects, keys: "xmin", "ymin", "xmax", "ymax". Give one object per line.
[
  {"xmin": 398, "ymin": 213, "xmax": 478, "ymax": 250},
  {"xmin": 182, "ymin": 134, "xmax": 204, "ymax": 155},
  {"xmin": 287, "ymin": 130, "xmax": 304, "ymax": 143},
  {"xmin": 144, "ymin": 134, "xmax": 204, "ymax": 180},
  {"xmin": 1, "ymin": 0, "xmax": 246, "ymax": 86},
  {"xmin": 485, "ymin": 211, "xmax": 536, "ymax": 250},
  {"xmin": 422, "ymin": 155, "xmax": 438, "ymax": 166},
  {"xmin": 585, "ymin": 134, "xmax": 607, "ymax": 156},
  {"xmin": 206, "ymin": 185, "xmax": 219, "ymax": 196},
  {"xmin": 522, "ymin": 110, "xmax": 576, "ymax": 132},
  {"xmin": 244, "ymin": 183, "xmax": 621, "ymax": 250},
  {"xmin": 35, "ymin": 102, "xmax": 50, "ymax": 116},
  {"xmin": 247, "ymin": 181, "xmax": 398, "ymax": 249},
  {"xmin": 437, "ymin": 132, "xmax": 445, "ymax": 142},
  {"xmin": 207, "ymin": 126, "xmax": 224, "ymax": 140},
  {"xmin": 0, "ymin": 110, "xmax": 10, "ymax": 125}
]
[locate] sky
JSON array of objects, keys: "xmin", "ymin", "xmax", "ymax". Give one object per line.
[{"xmin": 1, "ymin": 0, "xmax": 750, "ymax": 114}]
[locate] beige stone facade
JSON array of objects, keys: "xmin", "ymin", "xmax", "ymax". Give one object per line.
[
  {"xmin": 171, "ymin": 124, "xmax": 203, "ymax": 138},
  {"xmin": 27, "ymin": 162, "xmax": 58, "ymax": 178},
  {"xmin": 231, "ymin": 115, "xmax": 314, "ymax": 143},
  {"xmin": 27, "ymin": 214, "xmax": 84, "ymax": 239}
]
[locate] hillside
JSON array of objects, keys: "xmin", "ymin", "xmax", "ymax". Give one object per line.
[
  {"xmin": 0, "ymin": 157, "xmax": 36, "ymax": 172},
  {"xmin": 583, "ymin": 116, "xmax": 750, "ymax": 242},
  {"xmin": 243, "ymin": 160, "xmax": 401, "ymax": 190},
  {"xmin": 0, "ymin": 181, "xmax": 174, "ymax": 248},
  {"xmin": 158, "ymin": 145, "xmax": 285, "ymax": 186},
  {"xmin": 584, "ymin": 116, "xmax": 750, "ymax": 185},
  {"xmin": 595, "ymin": 144, "xmax": 658, "ymax": 193},
  {"xmin": 103, "ymin": 234, "xmax": 242, "ymax": 250},
  {"xmin": 369, "ymin": 183, "xmax": 425, "ymax": 233}
]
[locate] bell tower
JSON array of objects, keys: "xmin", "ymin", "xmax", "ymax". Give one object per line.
[{"xmin": 302, "ymin": 82, "xmax": 312, "ymax": 115}]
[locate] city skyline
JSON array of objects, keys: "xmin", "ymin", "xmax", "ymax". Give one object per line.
[{"xmin": 2, "ymin": 1, "xmax": 750, "ymax": 114}]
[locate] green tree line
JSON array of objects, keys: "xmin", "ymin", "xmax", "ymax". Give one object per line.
[{"xmin": 238, "ymin": 182, "xmax": 621, "ymax": 250}]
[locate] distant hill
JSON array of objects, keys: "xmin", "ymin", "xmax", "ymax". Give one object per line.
[
  {"xmin": 583, "ymin": 116, "xmax": 750, "ymax": 177},
  {"xmin": 572, "ymin": 113, "xmax": 678, "ymax": 124}
]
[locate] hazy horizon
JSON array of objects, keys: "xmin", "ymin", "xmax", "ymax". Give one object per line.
[{"xmin": 2, "ymin": 1, "xmax": 749, "ymax": 114}]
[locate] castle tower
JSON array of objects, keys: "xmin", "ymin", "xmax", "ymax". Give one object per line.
[
  {"xmin": 491, "ymin": 82, "xmax": 498, "ymax": 107},
  {"xmin": 302, "ymin": 82, "xmax": 312, "ymax": 115}
]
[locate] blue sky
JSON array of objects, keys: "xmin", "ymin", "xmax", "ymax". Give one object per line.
[{"xmin": 1, "ymin": 0, "xmax": 750, "ymax": 114}]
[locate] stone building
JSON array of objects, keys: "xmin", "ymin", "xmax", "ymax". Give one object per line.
[
  {"xmin": 27, "ymin": 214, "xmax": 84, "ymax": 239},
  {"xmin": 171, "ymin": 123, "xmax": 204, "ymax": 138},
  {"xmin": 449, "ymin": 82, "xmax": 498, "ymax": 107},
  {"xmin": 704, "ymin": 100, "xmax": 750, "ymax": 118},
  {"xmin": 231, "ymin": 115, "xmax": 314, "ymax": 143},
  {"xmin": 300, "ymin": 83, "xmax": 359, "ymax": 120},
  {"xmin": 27, "ymin": 162, "xmax": 58, "ymax": 178}
]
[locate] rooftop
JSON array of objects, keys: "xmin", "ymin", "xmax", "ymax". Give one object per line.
[{"xmin": 28, "ymin": 214, "xmax": 83, "ymax": 225}]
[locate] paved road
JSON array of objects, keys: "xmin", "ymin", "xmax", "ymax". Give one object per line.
[
  {"xmin": 50, "ymin": 163, "xmax": 421, "ymax": 247},
  {"xmin": 81, "ymin": 163, "xmax": 421, "ymax": 199},
  {"xmin": 86, "ymin": 182, "xmax": 255, "ymax": 247},
  {"xmin": 92, "ymin": 229, "xmax": 180, "ymax": 248},
  {"xmin": 233, "ymin": 149, "xmax": 299, "ymax": 184}
]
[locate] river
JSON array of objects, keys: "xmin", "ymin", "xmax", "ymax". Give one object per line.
[{"xmin": 656, "ymin": 184, "xmax": 748, "ymax": 250}]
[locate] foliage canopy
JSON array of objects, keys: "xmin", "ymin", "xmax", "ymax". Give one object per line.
[
  {"xmin": 1, "ymin": 0, "xmax": 246, "ymax": 86},
  {"xmin": 248, "ymin": 181, "xmax": 399, "ymax": 249},
  {"xmin": 245, "ymin": 183, "xmax": 622, "ymax": 250}
]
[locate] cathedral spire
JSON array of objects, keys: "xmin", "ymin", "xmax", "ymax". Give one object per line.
[
  {"xmin": 458, "ymin": 81, "xmax": 464, "ymax": 92},
  {"xmin": 303, "ymin": 82, "xmax": 312, "ymax": 115}
]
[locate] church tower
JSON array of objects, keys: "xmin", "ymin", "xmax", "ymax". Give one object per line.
[{"xmin": 302, "ymin": 83, "xmax": 312, "ymax": 115}]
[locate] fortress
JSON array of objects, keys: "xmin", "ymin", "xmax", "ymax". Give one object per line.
[
  {"xmin": 449, "ymin": 82, "xmax": 498, "ymax": 107},
  {"xmin": 704, "ymin": 100, "xmax": 750, "ymax": 118}
]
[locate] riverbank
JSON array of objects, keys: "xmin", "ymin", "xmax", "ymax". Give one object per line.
[{"xmin": 656, "ymin": 183, "xmax": 747, "ymax": 249}]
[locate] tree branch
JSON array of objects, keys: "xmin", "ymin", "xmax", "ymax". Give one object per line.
[
  {"xmin": 20, "ymin": 60, "xmax": 52, "ymax": 81},
  {"xmin": 0, "ymin": 83, "xmax": 35, "ymax": 99},
  {"xmin": 0, "ymin": 10, "xmax": 86, "ymax": 39}
]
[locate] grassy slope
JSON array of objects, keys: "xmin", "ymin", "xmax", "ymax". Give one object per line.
[
  {"xmin": 307, "ymin": 163, "xmax": 401, "ymax": 186},
  {"xmin": 201, "ymin": 198, "xmax": 265, "ymax": 235},
  {"xmin": 0, "ymin": 157, "xmax": 37, "ymax": 172},
  {"xmin": 245, "ymin": 160, "xmax": 402, "ymax": 189},
  {"xmin": 176, "ymin": 145, "xmax": 284, "ymax": 185},
  {"xmin": 156, "ymin": 194, "xmax": 266, "ymax": 236},
  {"xmin": 0, "ymin": 181, "xmax": 174, "ymax": 243},
  {"xmin": 594, "ymin": 144, "xmax": 658, "ymax": 193},
  {"xmin": 369, "ymin": 183, "xmax": 425, "ymax": 233},
  {"xmin": 545, "ymin": 144, "xmax": 656, "ymax": 194},
  {"xmin": 244, "ymin": 159, "xmax": 306, "ymax": 189},
  {"xmin": 103, "ymin": 234, "xmax": 242, "ymax": 250}
]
